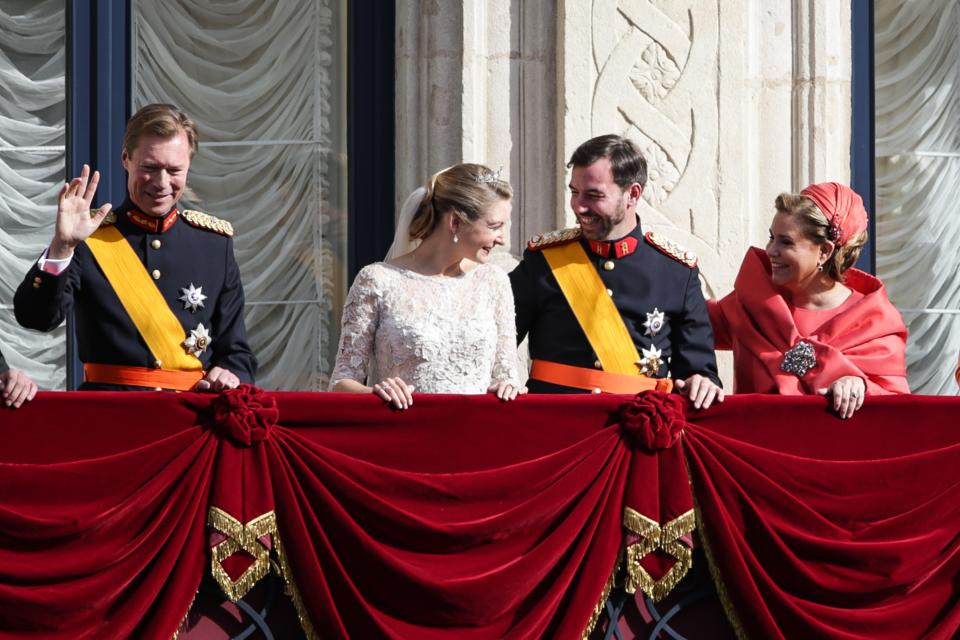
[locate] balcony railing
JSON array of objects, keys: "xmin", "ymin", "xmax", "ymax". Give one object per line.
[{"xmin": 1, "ymin": 390, "xmax": 957, "ymax": 639}]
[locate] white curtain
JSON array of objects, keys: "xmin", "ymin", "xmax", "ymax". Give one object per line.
[
  {"xmin": 0, "ymin": 0, "xmax": 66, "ymax": 389},
  {"xmin": 875, "ymin": 0, "xmax": 960, "ymax": 394},
  {"xmin": 131, "ymin": 0, "xmax": 347, "ymax": 390}
]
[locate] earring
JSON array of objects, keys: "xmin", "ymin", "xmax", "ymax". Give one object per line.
[
  {"xmin": 453, "ymin": 233, "xmax": 459, "ymax": 244},
  {"xmin": 817, "ymin": 262, "xmax": 824, "ymax": 272}
]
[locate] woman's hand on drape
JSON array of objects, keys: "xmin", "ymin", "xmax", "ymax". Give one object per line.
[
  {"xmin": 488, "ymin": 381, "xmax": 527, "ymax": 402},
  {"xmin": 372, "ymin": 376, "xmax": 415, "ymax": 409},
  {"xmin": 818, "ymin": 375, "xmax": 866, "ymax": 419}
]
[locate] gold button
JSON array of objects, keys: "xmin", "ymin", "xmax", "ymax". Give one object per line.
[
  {"xmin": 153, "ymin": 359, "xmax": 162, "ymax": 369},
  {"xmin": 151, "ymin": 269, "xmax": 161, "ymax": 280},
  {"xmin": 33, "ymin": 276, "xmax": 42, "ymax": 284},
  {"xmin": 603, "ymin": 260, "xmax": 615, "ymax": 271},
  {"xmin": 592, "ymin": 387, "xmax": 602, "ymax": 394},
  {"xmin": 151, "ymin": 239, "xmax": 161, "ymax": 250},
  {"xmin": 32, "ymin": 281, "xmax": 41, "ymax": 289},
  {"xmin": 606, "ymin": 288, "xmax": 613, "ymax": 297},
  {"xmin": 153, "ymin": 387, "xmax": 163, "ymax": 391},
  {"xmin": 594, "ymin": 360, "xmax": 602, "ymax": 369}
]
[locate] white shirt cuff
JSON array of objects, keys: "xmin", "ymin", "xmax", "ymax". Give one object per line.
[{"xmin": 37, "ymin": 248, "xmax": 73, "ymax": 275}]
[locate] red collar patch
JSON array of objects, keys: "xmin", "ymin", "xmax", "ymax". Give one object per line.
[
  {"xmin": 588, "ymin": 236, "xmax": 638, "ymax": 259},
  {"xmin": 127, "ymin": 209, "xmax": 179, "ymax": 234}
]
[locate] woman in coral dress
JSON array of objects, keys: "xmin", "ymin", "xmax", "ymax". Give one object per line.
[{"xmin": 709, "ymin": 182, "xmax": 909, "ymax": 418}]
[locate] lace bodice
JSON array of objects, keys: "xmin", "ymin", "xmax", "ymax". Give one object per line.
[{"xmin": 329, "ymin": 262, "xmax": 521, "ymax": 394}]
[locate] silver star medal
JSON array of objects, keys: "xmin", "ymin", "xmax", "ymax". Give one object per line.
[
  {"xmin": 643, "ymin": 308, "xmax": 665, "ymax": 336},
  {"xmin": 183, "ymin": 323, "xmax": 212, "ymax": 357},
  {"xmin": 179, "ymin": 283, "xmax": 207, "ymax": 312},
  {"xmin": 637, "ymin": 344, "xmax": 663, "ymax": 375}
]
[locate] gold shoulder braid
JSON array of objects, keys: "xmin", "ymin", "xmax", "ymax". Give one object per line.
[
  {"xmin": 644, "ymin": 231, "xmax": 698, "ymax": 268},
  {"xmin": 182, "ymin": 209, "xmax": 234, "ymax": 237},
  {"xmin": 527, "ymin": 227, "xmax": 582, "ymax": 251},
  {"xmin": 92, "ymin": 209, "xmax": 117, "ymax": 226}
]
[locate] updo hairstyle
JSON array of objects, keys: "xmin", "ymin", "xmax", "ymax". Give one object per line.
[
  {"xmin": 408, "ymin": 164, "xmax": 513, "ymax": 241},
  {"xmin": 774, "ymin": 193, "xmax": 867, "ymax": 282}
]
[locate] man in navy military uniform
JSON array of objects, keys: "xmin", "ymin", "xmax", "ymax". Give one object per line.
[
  {"xmin": 509, "ymin": 134, "xmax": 722, "ymax": 408},
  {"xmin": 14, "ymin": 103, "xmax": 256, "ymax": 391}
]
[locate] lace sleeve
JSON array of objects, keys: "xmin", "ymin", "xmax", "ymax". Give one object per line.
[
  {"xmin": 489, "ymin": 267, "xmax": 522, "ymax": 386},
  {"xmin": 328, "ymin": 267, "xmax": 381, "ymax": 389}
]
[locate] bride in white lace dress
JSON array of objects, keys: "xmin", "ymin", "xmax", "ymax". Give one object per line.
[{"xmin": 329, "ymin": 164, "xmax": 524, "ymax": 408}]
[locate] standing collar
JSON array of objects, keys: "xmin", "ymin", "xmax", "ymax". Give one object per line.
[
  {"xmin": 119, "ymin": 199, "xmax": 180, "ymax": 233},
  {"xmin": 586, "ymin": 217, "xmax": 642, "ymax": 259}
]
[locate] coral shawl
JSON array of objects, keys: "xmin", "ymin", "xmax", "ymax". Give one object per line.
[{"xmin": 709, "ymin": 247, "xmax": 909, "ymax": 395}]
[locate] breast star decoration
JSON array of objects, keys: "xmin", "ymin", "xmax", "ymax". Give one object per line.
[
  {"xmin": 643, "ymin": 308, "xmax": 665, "ymax": 336},
  {"xmin": 183, "ymin": 323, "xmax": 212, "ymax": 357},
  {"xmin": 637, "ymin": 344, "xmax": 664, "ymax": 376},
  {"xmin": 179, "ymin": 283, "xmax": 207, "ymax": 312}
]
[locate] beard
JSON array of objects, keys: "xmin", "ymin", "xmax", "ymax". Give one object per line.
[{"xmin": 577, "ymin": 195, "xmax": 629, "ymax": 240}]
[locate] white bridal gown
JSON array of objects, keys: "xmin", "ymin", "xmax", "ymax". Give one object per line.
[{"xmin": 329, "ymin": 262, "xmax": 521, "ymax": 393}]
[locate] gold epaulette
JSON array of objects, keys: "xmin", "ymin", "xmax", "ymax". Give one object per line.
[
  {"xmin": 93, "ymin": 209, "xmax": 117, "ymax": 226},
  {"xmin": 527, "ymin": 227, "xmax": 582, "ymax": 251},
  {"xmin": 182, "ymin": 209, "xmax": 234, "ymax": 237},
  {"xmin": 644, "ymin": 231, "xmax": 698, "ymax": 268}
]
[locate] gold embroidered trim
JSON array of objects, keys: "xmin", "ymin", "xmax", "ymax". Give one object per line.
[
  {"xmin": 692, "ymin": 496, "xmax": 749, "ymax": 640},
  {"xmin": 169, "ymin": 590, "xmax": 198, "ymax": 640},
  {"xmin": 207, "ymin": 507, "xmax": 277, "ymax": 601},
  {"xmin": 645, "ymin": 231, "xmax": 698, "ymax": 268},
  {"xmin": 182, "ymin": 209, "xmax": 234, "ymax": 237},
  {"xmin": 91, "ymin": 209, "xmax": 117, "ymax": 226},
  {"xmin": 527, "ymin": 226, "xmax": 582, "ymax": 250},
  {"xmin": 273, "ymin": 528, "xmax": 320, "ymax": 639},
  {"xmin": 580, "ymin": 554, "xmax": 621, "ymax": 640},
  {"xmin": 622, "ymin": 507, "xmax": 696, "ymax": 602}
]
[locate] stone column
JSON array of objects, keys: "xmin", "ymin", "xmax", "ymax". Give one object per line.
[{"xmin": 395, "ymin": 0, "xmax": 562, "ymax": 261}]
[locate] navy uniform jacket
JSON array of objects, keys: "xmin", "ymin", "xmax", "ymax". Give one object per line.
[
  {"xmin": 509, "ymin": 222, "xmax": 719, "ymax": 393},
  {"xmin": 14, "ymin": 200, "xmax": 257, "ymax": 389}
]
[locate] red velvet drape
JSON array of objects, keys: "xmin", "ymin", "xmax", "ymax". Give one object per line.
[
  {"xmin": 685, "ymin": 394, "xmax": 960, "ymax": 640},
  {"xmin": 1, "ymin": 391, "xmax": 958, "ymax": 639}
]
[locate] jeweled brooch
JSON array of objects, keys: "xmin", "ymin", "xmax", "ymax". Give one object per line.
[{"xmin": 780, "ymin": 340, "xmax": 816, "ymax": 377}]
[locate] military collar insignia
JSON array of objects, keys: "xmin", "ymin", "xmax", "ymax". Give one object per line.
[
  {"xmin": 637, "ymin": 344, "xmax": 664, "ymax": 376},
  {"xmin": 588, "ymin": 236, "xmax": 639, "ymax": 259},
  {"xmin": 127, "ymin": 209, "xmax": 179, "ymax": 234},
  {"xmin": 527, "ymin": 227, "xmax": 582, "ymax": 251},
  {"xmin": 183, "ymin": 323, "xmax": 212, "ymax": 357},
  {"xmin": 179, "ymin": 283, "xmax": 207, "ymax": 312},
  {"xmin": 643, "ymin": 308, "xmax": 665, "ymax": 336},
  {"xmin": 182, "ymin": 209, "xmax": 234, "ymax": 237},
  {"xmin": 644, "ymin": 231, "xmax": 698, "ymax": 268}
]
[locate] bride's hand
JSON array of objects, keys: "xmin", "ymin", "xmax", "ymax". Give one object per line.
[
  {"xmin": 488, "ymin": 381, "xmax": 527, "ymax": 402},
  {"xmin": 372, "ymin": 377, "xmax": 415, "ymax": 409}
]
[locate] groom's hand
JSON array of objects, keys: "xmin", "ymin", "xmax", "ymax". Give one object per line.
[{"xmin": 674, "ymin": 374, "xmax": 724, "ymax": 410}]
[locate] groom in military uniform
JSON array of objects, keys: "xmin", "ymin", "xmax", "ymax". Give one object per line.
[
  {"xmin": 15, "ymin": 103, "xmax": 256, "ymax": 391},
  {"xmin": 509, "ymin": 134, "xmax": 722, "ymax": 408}
]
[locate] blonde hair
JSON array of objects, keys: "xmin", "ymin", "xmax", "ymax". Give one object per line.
[
  {"xmin": 408, "ymin": 164, "xmax": 513, "ymax": 240},
  {"xmin": 123, "ymin": 103, "xmax": 199, "ymax": 158},
  {"xmin": 775, "ymin": 193, "xmax": 867, "ymax": 281}
]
